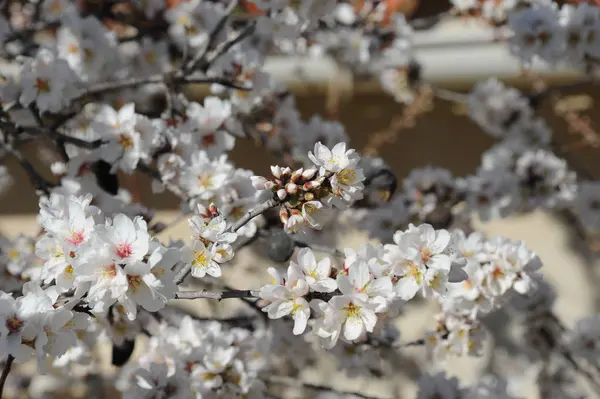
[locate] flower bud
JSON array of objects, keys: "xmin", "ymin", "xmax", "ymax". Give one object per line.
[
  {"xmin": 302, "ymin": 168, "xmax": 317, "ymax": 180},
  {"xmin": 303, "ymin": 180, "xmax": 322, "ymax": 191},
  {"xmin": 304, "ymin": 192, "xmax": 315, "ymax": 201},
  {"xmin": 270, "ymin": 165, "xmax": 282, "ymax": 179},
  {"xmin": 285, "ymin": 183, "xmax": 298, "ymax": 195},
  {"xmin": 279, "ymin": 206, "xmax": 290, "ymax": 224},
  {"xmin": 281, "ymin": 167, "xmax": 292, "ymax": 177},
  {"xmin": 251, "ymin": 176, "xmax": 268, "ymax": 190},
  {"xmin": 196, "ymin": 203, "xmax": 210, "ymax": 218},
  {"xmin": 208, "ymin": 203, "xmax": 219, "ymax": 216},
  {"xmin": 291, "ymin": 168, "xmax": 304, "ymax": 182},
  {"xmin": 277, "ymin": 189, "xmax": 287, "ymax": 200}
]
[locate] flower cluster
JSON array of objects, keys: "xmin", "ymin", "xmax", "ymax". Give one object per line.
[
  {"xmin": 116, "ymin": 315, "xmax": 269, "ymax": 398},
  {"xmin": 259, "ymin": 223, "xmax": 471, "ymax": 347},
  {"xmin": 2, "ymin": 0, "xmax": 600, "ymax": 397},
  {"xmin": 0, "ymin": 282, "xmax": 94, "ymax": 372},
  {"xmin": 36, "ymin": 193, "xmax": 178, "ymax": 320},
  {"xmin": 425, "ymin": 231, "xmax": 544, "ymax": 360},
  {"xmin": 181, "ymin": 203, "xmax": 237, "ymax": 278},
  {"xmin": 252, "ymin": 142, "xmax": 366, "ymax": 233},
  {"xmin": 508, "ymin": 1, "xmax": 600, "ymax": 68}
]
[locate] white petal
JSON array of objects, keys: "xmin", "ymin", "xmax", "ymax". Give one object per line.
[
  {"xmin": 343, "ymin": 315, "xmax": 364, "ymax": 341},
  {"xmin": 293, "ymin": 307, "xmax": 310, "ymax": 335},
  {"xmin": 311, "ymin": 278, "xmax": 338, "ymax": 293},
  {"xmin": 395, "ymin": 277, "xmax": 420, "ymax": 301}
]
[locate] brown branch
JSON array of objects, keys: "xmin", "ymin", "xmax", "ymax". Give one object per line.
[
  {"xmin": 184, "ymin": 0, "xmax": 239, "ymax": 73},
  {"xmin": 266, "ymin": 375, "xmax": 382, "ymax": 399},
  {"xmin": 0, "ymin": 355, "xmax": 14, "ymax": 399}
]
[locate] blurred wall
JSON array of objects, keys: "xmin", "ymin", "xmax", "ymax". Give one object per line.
[{"xmin": 1, "ymin": 87, "xmax": 600, "ymax": 214}]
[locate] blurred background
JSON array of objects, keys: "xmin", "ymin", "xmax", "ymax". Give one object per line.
[{"xmin": 3, "ymin": 1, "xmax": 600, "ymax": 398}]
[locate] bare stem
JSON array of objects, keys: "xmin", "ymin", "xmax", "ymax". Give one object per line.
[
  {"xmin": 0, "ymin": 355, "xmax": 14, "ymax": 398},
  {"xmin": 185, "ymin": 0, "xmax": 239, "ymax": 73},
  {"xmin": 0, "ymin": 141, "xmax": 54, "ymax": 195},
  {"xmin": 71, "ymin": 74, "xmax": 250, "ymax": 103},
  {"xmin": 200, "ymin": 21, "xmax": 257, "ymax": 71},
  {"xmin": 175, "ymin": 289, "xmax": 259, "ymax": 300},
  {"xmin": 266, "ymin": 375, "xmax": 381, "ymax": 399},
  {"xmin": 231, "ymin": 198, "xmax": 279, "ymax": 232}
]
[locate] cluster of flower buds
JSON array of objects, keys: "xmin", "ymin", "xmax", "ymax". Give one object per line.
[
  {"xmin": 252, "ymin": 164, "xmax": 330, "ymax": 233},
  {"xmin": 252, "ymin": 142, "xmax": 366, "ymax": 234}
]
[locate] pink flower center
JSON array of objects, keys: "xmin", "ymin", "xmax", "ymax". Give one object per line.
[
  {"xmin": 116, "ymin": 243, "xmax": 133, "ymax": 259},
  {"xmin": 68, "ymin": 231, "xmax": 85, "ymax": 245}
]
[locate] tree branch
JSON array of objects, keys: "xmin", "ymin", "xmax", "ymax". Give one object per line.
[
  {"xmin": 1, "ymin": 142, "xmax": 54, "ymax": 195},
  {"xmin": 175, "ymin": 289, "xmax": 259, "ymax": 300},
  {"xmin": 185, "ymin": 0, "xmax": 239, "ymax": 73},
  {"xmin": 199, "ymin": 21, "xmax": 257, "ymax": 72},
  {"xmin": 0, "ymin": 355, "xmax": 14, "ymax": 399},
  {"xmin": 231, "ymin": 198, "xmax": 279, "ymax": 232},
  {"xmin": 266, "ymin": 375, "xmax": 381, "ymax": 399}
]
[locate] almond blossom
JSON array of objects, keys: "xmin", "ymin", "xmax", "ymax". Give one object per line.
[{"xmin": 259, "ymin": 265, "xmax": 311, "ymax": 335}]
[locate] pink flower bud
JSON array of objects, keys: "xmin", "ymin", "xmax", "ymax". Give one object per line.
[
  {"xmin": 277, "ymin": 189, "xmax": 287, "ymax": 200},
  {"xmin": 209, "ymin": 203, "xmax": 219, "ymax": 215},
  {"xmin": 303, "ymin": 180, "xmax": 321, "ymax": 191},
  {"xmin": 291, "ymin": 168, "xmax": 304, "ymax": 182},
  {"xmin": 286, "ymin": 183, "xmax": 298, "ymax": 194},
  {"xmin": 279, "ymin": 206, "xmax": 290, "ymax": 224},
  {"xmin": 302, "ymin": 168, "xmax": 317, "ymax": 180},
  {"xmin": 270, "ymin": 165, "xmax": 282, "ymax": 179},
  {"xmin": 251, "ymin": 176, "xmax": 268, "ymax": 190},
  {"xmin": 281, "ymin": 167, "xmax": 292, "ymax": 177},
  {"xmin": 196, "ymin": 203, "xmax": 209, "ymax": 217}
]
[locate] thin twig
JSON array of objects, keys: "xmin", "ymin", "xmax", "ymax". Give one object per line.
[
  {"xmin": 71, "ymin": 74, "xmax": 250, "ymax": 103},
  {"xmin": 149, "ymin": 211, "xmax": 191, "ymax": 235},
  {"xmin": 0, "ymin": 355, "xmax": 14, "ymax": 398},
  {"xmin": 200, "ymin": 21, "xmax": 257, "ymax": 71},
  {"xmin": 1, "ymin": 142, "xmax": 54, "ymax": 195},
  {"xmin": 136, "ymin": 163, "xmax": 189, "ymax": 202},
  {"xmin": 175, "ymin": 289, "xmax": 259, "ymax": 300},
  {"xmin": 185, "ymin": 0, "xmax": 239, "ymax": 73},
  {"xmin": 266, "ymin": 375, "xmax": 382, "ymax": 399},
  {"xmin": 294, "ymin": 240, "xmax": 344, "ymax": 258}
]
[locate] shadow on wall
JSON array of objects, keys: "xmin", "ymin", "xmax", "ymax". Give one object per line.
[{"xmin": 2, "ymin": 90, "xmax": 600, "ymax": 214}]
